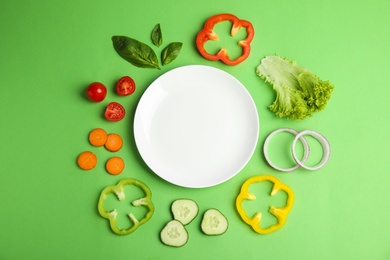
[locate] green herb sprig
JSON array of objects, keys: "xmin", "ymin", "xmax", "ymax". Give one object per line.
[{"xmin": 112, "ymin": 24, "xmax": 182, "ymax": 69}]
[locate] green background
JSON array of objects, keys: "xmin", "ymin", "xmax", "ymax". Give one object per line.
[{"xmin": 1, "ymin": 0, "xmax": 389, "ymax": 259}]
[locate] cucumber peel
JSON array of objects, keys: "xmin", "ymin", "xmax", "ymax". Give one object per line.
[
  {"xmin": 201, "ymin": 208, "xmax": 228, "ymax": 235},
  {"xmin": 171, "ymin": 199, "xmax": 199, "ymax": 225},
  {"xmin": 160, "ymin": 220, "xmax": 188, "ymax": 247}
]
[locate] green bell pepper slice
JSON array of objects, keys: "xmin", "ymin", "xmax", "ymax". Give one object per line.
[{"xmin": 97, "ymin": 178, "xmax": 154, "ymax": 235}]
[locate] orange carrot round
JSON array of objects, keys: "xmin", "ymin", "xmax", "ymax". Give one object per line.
[
  {"xmin": 106, "ymin": 157, "xmax": 125, "ymax": 175},
  {"xmin": 89, "ymin": 128, "xmax": 108, "ymax": 147},
  {"xmin": 77, "ymin": 151, "xmax": 97, "ymax": 170},
  {"xmin": 104, "ymin": 133, "xmax": 123, "ymax": 152}
]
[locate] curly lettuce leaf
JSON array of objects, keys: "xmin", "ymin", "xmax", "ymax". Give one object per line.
[{"xmin": 256, "ymin": 55, "xmax": 334, "ymax": 120}]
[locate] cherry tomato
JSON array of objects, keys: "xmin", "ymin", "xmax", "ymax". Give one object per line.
[
  {"xmin": 104, "ymin": 102, "xmax": 125, "ymax": 122},
  {"xmin": 86, "ymin": 82, "xmax": 107, "ymax": 102},
  {"xmin": 116, "ymin": 76, "xmax": 136, "ymax": 96}
]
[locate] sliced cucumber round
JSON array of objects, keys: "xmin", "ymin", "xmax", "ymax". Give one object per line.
[
  {"xmin": 201, "ymin": 208, "xmax": 228, "ymax": 236},
  {"xmin": 160, "ymin": 220, "xmax": 188, "ymax": 247},
  {"xmin": 171, "ymin": 199, "xmax": 199, "ymax": 225}
]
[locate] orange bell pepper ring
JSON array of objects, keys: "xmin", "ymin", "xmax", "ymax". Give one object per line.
[
  {"xmin": 236, "ymin": 175, "xmax": 294, "ymax": 234},
  {"xmin": 196, "ymin": 13, "xmax": 254, "ymax": 66}
]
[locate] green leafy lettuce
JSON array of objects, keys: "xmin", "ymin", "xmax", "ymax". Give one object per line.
[{"xmin": 256, "ymin": 55, "xmax": 334, "ymax": 120}]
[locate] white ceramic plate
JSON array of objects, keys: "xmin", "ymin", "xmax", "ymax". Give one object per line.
[{"xmin": 134, "ymin": 65, "xmax": 259, "ymax": 188}]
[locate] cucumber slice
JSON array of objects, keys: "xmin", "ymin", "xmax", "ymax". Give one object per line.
[
  {"xmin": 160, "ymin": 220, "xmax": 188, "ymax": 247},
  {"xmin": 171, "ymin": 199, "xmax": 199, "ymax": 225},
  {"xmin": 201, "ymin": 208, "xmax": 228, "ymax": 235}
]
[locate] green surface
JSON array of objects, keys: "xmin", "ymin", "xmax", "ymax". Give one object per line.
[{"xmin": 1, "ymin": 0, "xmax": 389, "ymax": 259}]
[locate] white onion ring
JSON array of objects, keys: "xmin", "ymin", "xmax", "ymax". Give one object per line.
[
  {"xmin": 292, "ymin": 130, "xmax": 331, "ymax": 171},
  {"xmin": 263, "ymin": 128, "xmax": 310, "ymax": 172}
]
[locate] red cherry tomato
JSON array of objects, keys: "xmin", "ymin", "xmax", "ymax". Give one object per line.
[
  {"xmin": 104, "ymin": 102, "xmax": 125, "ymax": 122},
  {"xmin": 86, "ymin": 82, "xmax": 107, "ymax": 102},
  {"xmin": 116, "ymin": 76, "xmax": 136, "ymax": 96}
]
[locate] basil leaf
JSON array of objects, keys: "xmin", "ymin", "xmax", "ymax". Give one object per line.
[
  {"xmin": 151, "ymin": 23, "xmax": 162, "ymax": 47},
  {"xmin": 161, "ymin": 42, "xmax": 183, "ymax": 66},
  {"xmin": 112, "ymin": 36, "xmax": 160, "ymax": 69}
]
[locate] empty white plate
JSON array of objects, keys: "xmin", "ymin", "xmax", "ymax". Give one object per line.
[{"xmin": 134, "ymin": 65, "xmax": 259, "ymax": 188}]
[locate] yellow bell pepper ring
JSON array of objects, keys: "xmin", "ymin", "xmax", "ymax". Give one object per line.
[{"xmin": 235, "ymin": 175, "xmax": 294, "ymax": 234}]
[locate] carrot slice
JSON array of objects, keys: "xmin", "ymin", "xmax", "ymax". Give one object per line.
[
  {"xmin": 77, "ymin": 151, "xmax": 97, "ymax": 170},
  {"xmin": 89, "ymin": 128, "xmax": 108, "ymax": 147},
  {"xmin": 106, "ymin": 157, "xmax": 125, "ymax": 175},
  {"xmin": 104, "ymin": 133, "xmax": 123, "ymax": 152}
]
